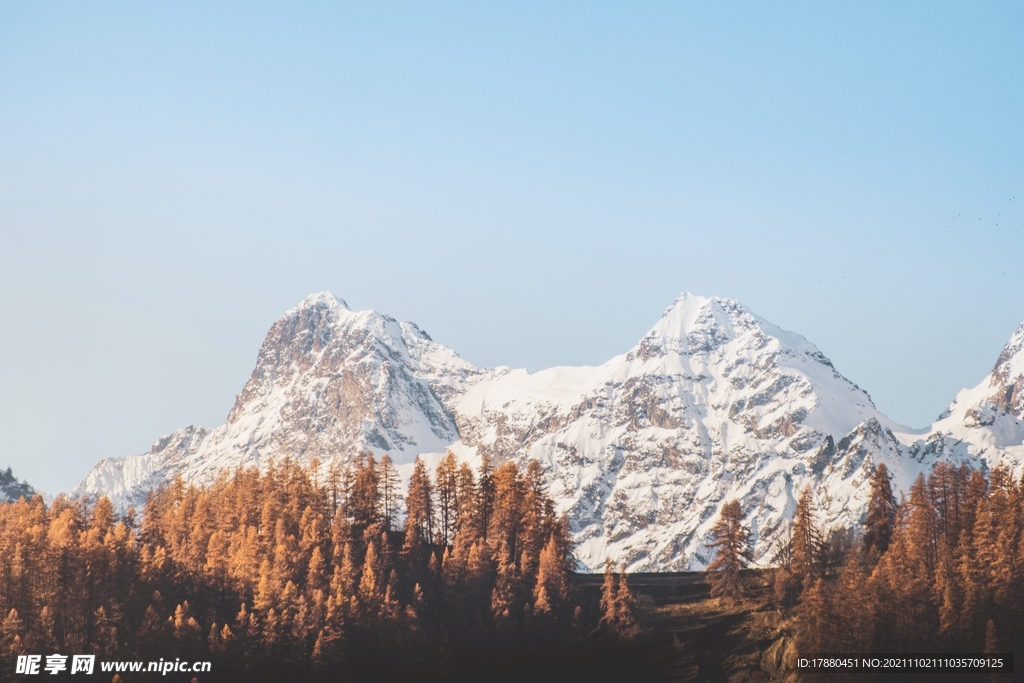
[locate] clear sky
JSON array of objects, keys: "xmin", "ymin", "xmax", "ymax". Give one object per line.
[{"xmin": 1, "ymin": 2, "xmax": 1022, "ymax": 495}]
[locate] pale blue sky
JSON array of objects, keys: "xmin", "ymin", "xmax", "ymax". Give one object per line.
[{"xmin": 1, "ymin": 2, "xmax": 1022, "ymax": 495}]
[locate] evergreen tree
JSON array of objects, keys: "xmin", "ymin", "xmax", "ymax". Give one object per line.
[
  {"xmin": 1, "ymin": 609, "xmax": 26, "ymax": 659},
  {"xmin": 454, "ymin": 462, "xmax": 477, "ymax": 538},
  {"xmin": 597, "ymin": 560, "xmax": 637, "ymax": 639},
  {"xmin": 350, "ymin": 453, "xmax": 381, "ymax": 531},
  {"xmin": 404, "ymin": 457, "xmax": 435, "ymax": 547},
  {"xmin": 477, "ymin": 453, "xmax": 496, "ymax": 540},
  {"xmin": 533, "ymin": 533, "xmax": 568, "ymax": 616},
  {"xmin": 488, "ymin": 462, "xmax": 523, "ymax": 563},
  {"xmin": 379, "ymin": 455, "xmax": 401, "ymax": 533},
  {"xmin": 928, "ymin": 462, "xmax": 966, "ymax": 545},
  {"xmin": 906, "ymin": 474, "xmax": 939, "ymax": 576},
  {"xmin": 707, "ymin": 500, "xmax": 753, "ymax": 601},
  {"xmin": 791, "ymin": 486, "xmax": 822, "ymax": 582},
  {"xmin": 863, "ymin": 463, "xmax": 897, "ymax": 560},
  {"xmin": 834, "ymin": 555, "xmax": 873, "ymax": 651},
  {"xmin": 614, "ymin": 564, "xmax": 639, "ymax": 638},
  {"xmin": 435, "ymin": 451, "xmax": 458, "ymax": 547}
]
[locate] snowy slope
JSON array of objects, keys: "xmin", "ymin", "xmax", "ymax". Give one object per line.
[
  {"xmin": 75, "ymin": 293, "xmax": 1024, "ymax": 571},
  {"xmin": 427, "ymin": 294, "xmax": 928, "ymax": 570},
  {"xmin": 892, "ymin": 321, "xmax": 1024, "ymax": 474}
]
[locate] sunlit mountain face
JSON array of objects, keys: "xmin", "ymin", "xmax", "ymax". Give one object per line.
[{"xmin": 78, "ymin": 292, "xmax": 1024, "ymax": 570}]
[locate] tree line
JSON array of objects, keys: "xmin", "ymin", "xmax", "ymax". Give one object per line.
[{"xmin": 0, "ymin": 453, "xmax": 600, "ymax": 681}]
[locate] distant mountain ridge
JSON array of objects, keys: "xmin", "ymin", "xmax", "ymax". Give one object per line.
[
  {"xmin": 75, "ymin": 293, "xmax": 1024, "ymax": 571},
  {"xmin": 1, "ymin": 467, "xmax": 37, "ymax": 503}
]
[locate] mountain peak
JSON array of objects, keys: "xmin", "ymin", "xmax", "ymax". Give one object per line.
[
  {"xmin": 630, "ymin": 293, "xmax": 840, "ymax": 373},
  {"xmin": 76, "ymin": 292, "xmax": 1022, "ymax": 572},
  {"xmin": 660, "ymin": 291, "xmax": 726, "ymax": 322},
  {"xmin": 994, "ymin": 321, "xmax": 1024, "ymax": 380},
  {"xmin": 295, "ymin": 291, "xmax": 349, "ymax": 311},
  {"xmin": 986, "ymin": 320, "xmax": 1024, "ymax": 417},
  {"xmin": 651, "ymin": 291, "xmax": 730, "ymax": 335}
]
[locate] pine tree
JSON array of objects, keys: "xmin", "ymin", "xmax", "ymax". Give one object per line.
[
  {"xmin": 477, "ymin": 453, "xmax": 496, "ymax": 540},
  {"xmin": 962, "ymin": 469, "xmax": 988, "ymax": 540},
  {"xmin": 171, "ymin": 601, "xmax": 202, "ymax": 654},
  {"xmin": 35, "ymin": 606, "xmax": 58, "ymax": 653},
  {"xmin": 929, "ymin": 462, "xmax": 965, "ymax": 544},
  {"xmin": 935, "ymin": 540, "xmax": 963, "ymax": 644},
  {"xmin": 327, "ymin": 460, "xmax": 344, "ymax": 512},
  {"xmin": 533, "ymin": 534, "xmax": 568, "ymax": 616},
  {"xmin": 833, "ymin": 554, "xmax": 873, "ymax": 651},
  {"xmin": 519, "ymin": 460, "xmax": 550, "ymax": 578},
  {"xmin": 306, "ymin": 546, "xmax": 328, "ymax": 596},
  {"xmin": 597, "ymin": 560, "xmax": 637, "ymax": 639},
  {"xmin": 488, "ymin": 462, "xmax": 523, "ymax": 562},
  {"xmin": 791, "ymin": 486, "xmax": 822, "ymax": 582},
  {"xmin": 298, "ymin": 504, "xmax": 328, "ymax": 574},
  {"xmin": 863, "ymin": 463, "xmax": 897, "ymax": 560},
  {"xmin": 1, "ymin": 609, "xmax": 26, "ymax": 658},
  {"xmin": 435, "ymin": 451, "xmax": 458, "ymax": 547},
  {"xmin": 963, "ymin": 491, "xmax": 999, "ymax": 644},
  {"xmin": 350, "ymin": 453, "xmax": 381, "ymax": 531},
  {"xmin": 465, "ymin": 539, "xmax": 494, "ymax": 610},
  {"xmin": 984, "ymin": 618, "xmax": 1000, "ymax": 653},
  {"xmin": 906, "ymin": 474, "xmax": 939, "ymax": 577},
  {"xmin": 774, "ymin": 463, "xmax": 1024, "ymax": 659},
  {"xmin": 614, "ymin": 564, "xmax": 639, "ymax": 638},
  {"xmin": 405, "ymin": 457, "xmax": 435, "ymax": 547},
  {"xmin": 796, "ymin": 578, "xmax": 828, "ymax": 652},
  {"xmin": 490, "ymin": 540, "xmax": 518, "ymax": 624},
  {"xmin": 379, "ymin": 455, "xmax": 401, "ymax": 533},
  {"xmin": 455, "ymin": 462, "xmax": 477, "ymax": 539},
  {"xmin": 358, "ymin": 541, "xmax": 383, "ymax": 616},
  {"xmin": 983, "ymin": 619, "xmax": 1012, "ymax": 683},
  {"xmin": 707, "ymin": 500, "xmax": 753, "ymax": 602},
  {"xmin": 92, "ymin": 606, "xmax": 119, "ymax": 656}
]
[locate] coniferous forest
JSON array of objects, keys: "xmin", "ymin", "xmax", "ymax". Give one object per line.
[
  {"xmin": 784, "ymin": 462, "xmax": 1024, "ymax": 659},
  {"xmin": 0, "ymin": 454, "xmax": 649, "ymax": 682},
  {"xmin": 2, "ymin": 457, "xmax": 1023, "ymax": 681}
]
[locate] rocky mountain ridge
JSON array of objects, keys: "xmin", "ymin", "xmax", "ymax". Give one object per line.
[
  {"xmin": 75, "ymin": 293, "xmax": 1024, "ymax": 571},
  {"xmin": 1, "ymin": 467, "xmax": 37, "ymax": 503}
]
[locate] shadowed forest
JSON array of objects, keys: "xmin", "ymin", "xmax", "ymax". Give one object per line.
[
  {"xmin": 1, "ymin": 457, "xmax": 1022, "ymax": 682},
  {"xmin": 0, "ymin": 455, "xmax": 646, "ymax": 682}
]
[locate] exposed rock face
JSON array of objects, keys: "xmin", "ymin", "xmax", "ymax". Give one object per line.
[
  {"xmin": 426, "ymin": 294, "xmax": 907, "ymax": 571},
  {"xmin": 221, "ymin": 292, "xmax": 462, "ymax": 463},
  {"xmin": 77, "ymin": 294, "xmax": 468, "ymax": 510},
  {"xmin": 918, "ymin": 321, "xmax": 1024, "ymax": 469},
  {"xmin": 1, "ymin": 467, "xmax": 36, "ymax": 503},
  {"xmin": 989, "ymin": 323, "xmax": 1024, "ymax": 417},
  {"xmin": 75, "ymin": 293, "xmax": 1024, "ymax": 571}
]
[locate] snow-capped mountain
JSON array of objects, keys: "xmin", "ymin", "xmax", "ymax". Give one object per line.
[
  {"xmin": 1, "ymin": 467, "xmax": 37, "ymax": 503},
  {"xmin": 76, "ymin": 293, "xmax": 466, "ymax": 509},
  {"xmin": 75, "ymin": 293, "xmax": 1024, "ymax": 571},
  {"xmin": 902, "ymin": 321, "xmax": 1024, "ymax": 470}
]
